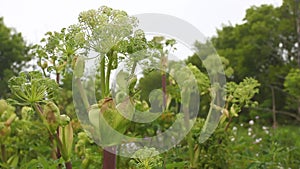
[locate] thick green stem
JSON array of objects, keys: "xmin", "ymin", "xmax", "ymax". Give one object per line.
[
  {"xmin": 105, "ymin": 58, "xmax": 113, "ymax": 97},
  {"xmin": 130, "ymin": 61, "xmax": 137, "ymax": 76},
  {"xmin": 162, "ymin": 73, "xmax": 167, "ymax": 109},
  {"xmin": 33, "ymin": 104, "xmax": 50, "ymax": 131},
  {"xmin": 224, "ymin": 96, "xmax": 232, "ymax": 132},
  {"xmin": 192, "ymin": 144, "xmax": 200, "ymax": 168},
  {"xmin": 100, "ymin": 56, "xmax": 106, "ymax": 98},
  {"xmin": 55, "ymin": 73, "xmax": 61, "ymax": 160},
  {"xmin": 161, "ymin": 55, "xmax": 167, "ymax": 110},
  {"xmin": 75, "ymin": 78, "xmax": 90, "ymax": 111},
  {"xmin": 187, "ymin": 132, "xmax": 195, "ymax": 168},
  {"xmin": 99, "ymin": 54, "xmax": 117, "ymax": 168},
  {"xmin": 1, "ymin": 144, "xmax": 6, "ymax": 163},
  {"xmin": 32, "ymin": 103, "xmax": 63, "ymax": 166}
]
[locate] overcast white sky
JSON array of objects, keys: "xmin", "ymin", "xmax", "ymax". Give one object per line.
[{"xmin": 0, "ymin": 0, "xmax": 282, "ymax": 44}]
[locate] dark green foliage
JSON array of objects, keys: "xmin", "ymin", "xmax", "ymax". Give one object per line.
[
  {"xmin": 139, "ymin": 70, "xmax": 163, "ymax": 103},
  {"xmin": 0, "ymin": 17, "xmax": 31, "ymax": 98}
]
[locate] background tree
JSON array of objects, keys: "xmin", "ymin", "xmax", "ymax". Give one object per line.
[
  {"xmin": 211, "ymin": 2, "xmax": 300, "ymax": 124},
  {"xmin": 0, "ymin": 17, "xmax": 31, "ymax": 98}
]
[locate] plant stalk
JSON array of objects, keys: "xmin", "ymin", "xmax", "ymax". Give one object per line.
[
  {"xmin": 103, "ymin": 146, "xmax": 117, "ymax": 169},
  {"xmin": 1, "ymin": 144, "xmax": 6, "ymax": 162},
  {"xmin": 75, "ymin": 78, "xmax": 90, "ymax": 111},
  {"xmin": 161, "ymin": 55, "xmax": 167, "ymax": 110},
  {"xmin": 105, "ymin": 58, "xmax": 113, "ymax": 97},
  {"xmin": 100, "ymin": 56, "xmax": 106, "ymax": 99},
  {"xmin": 65, "ymin": 161, "xmax": 72, "ymax": 169},
  {"xmin": 100, "ymin": 53, "xmax": 117, "ymax": 168},
  {"xmin": 271, "ymin": 86, "xmax": 277, "ymax": 129},
  {"xmin": 55, "ymin": 73, "xmax": 62, "ymax": 162}
]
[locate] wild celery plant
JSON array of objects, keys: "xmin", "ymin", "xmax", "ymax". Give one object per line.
[
  {"xmin": 176, "ymin": 53, "xmax": 260, "ymax": 168},
  {"xmin": 34, "ymin": 24, "xmax": 85, "ymax": 84},
  {"xmin": 186, "ymin": 77, "xmax": 260, "ymax": 168},
  {"xmin": 74, "ymin": 6, "xmax": 141, "ymax": 168},
  {"xmin": 129, "ymin": 147, "xmax": 163, "ymax": 169},
  {"xmin": 73, "ymin": 6, "xmax": 180, "ymax": 168},
  {"xmin": 222, "ymin": 77, "xmax": 260, "ymax": 131},
  {"xmin": 172, "ymin": 63, "xmax": 210, "ymax": 169},
  {"xmin": 147, "ymin": 37, "xmax": 176, "ymax": 109},
  {"xmin": 30, "ymin": 17, "xmax": 87, "ymax": 168},
  {"xmin": 7, "ymin": 71, "xmax": 74, "ymax": 169}
]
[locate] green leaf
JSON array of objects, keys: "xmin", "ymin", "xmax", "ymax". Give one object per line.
[{"xmin": 7, "ymin": 154, "xmax": 19, "ymax": 168}]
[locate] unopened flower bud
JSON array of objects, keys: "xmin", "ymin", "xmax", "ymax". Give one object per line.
[
  {"xmin": 59, "ymin": 114, "xmax": 71, "ymax": 127},
  {"xmin": 0, "ymin": 99, "xmax": 8, "ymax": 115}
]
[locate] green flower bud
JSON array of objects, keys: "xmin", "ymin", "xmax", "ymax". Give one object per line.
[
  {"xmin": 21, "ymin": 106, "xmax": 34, "ymax": 120},
  {"xmin": 0, "ymin": 122, "xmax": 11, "ymax": 139},
  {"xmin": 0, "ymin": 99, "xmax": 8, "ymax": 115},
  {"xmin": 41, "ymin": 62, "xmax": 48, "ymax": 69},
  {"xmin": 44, "ymin": 102, "xmax": 60, "ymax": 132},
  {"xmin": 5, "ymin": 114, "xmax": 17, "ymax": 126},
  {"xmin": 59, "ymin": 114, "xmax": 71, "ymax": 127},
  {"xmin": 37, "ymin": 60, "xmax": 42, "ymax": 67},
  {"xmin": 44, "ymin": 102, "xmax": 60, "ymax": 117},
  {"xmin": 59, "ymin": 122, "xmax": 73, "ymax": 162}
]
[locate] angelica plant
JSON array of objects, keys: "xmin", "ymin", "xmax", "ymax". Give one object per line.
[
  {"xmin": 7, "ymin": 71, "xmax": 74, "ymax": 169},
  {"xmin": 129, "ymin": 147, "xmax": 163, "ymax": 169}
]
